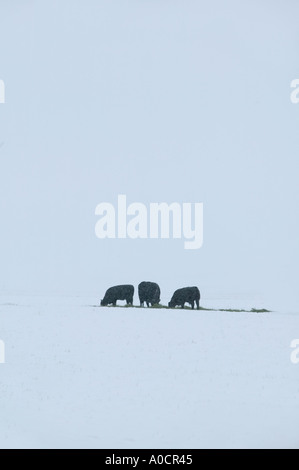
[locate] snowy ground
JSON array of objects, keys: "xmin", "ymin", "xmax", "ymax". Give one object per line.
[{"xmin": 0, "ymin": 294, "xmax": 299, "ymax": 449}]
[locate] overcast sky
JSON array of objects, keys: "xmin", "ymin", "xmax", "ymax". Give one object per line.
[{"xmin": 0, "ymin": 0, "xmax": 298, "ymax": 310}]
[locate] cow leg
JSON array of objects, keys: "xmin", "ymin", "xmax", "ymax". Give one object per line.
[
  {"xmin": 146, "ymin": 301, "xmax": 150, "ymax": 307},
  {"xmin": 196, "ymin": 299, "xmax": 200, "ymax": 309},
  {"xmin": 191, "ymin": 300, "xmax": 195, "ymax": 309},
  {"xmin": 113, "ymin": 301, "xmax": 117, "ymax": 306},
  {"xmin": 181, "ymin": 302, "xmax": 185, "ymax": 308}
]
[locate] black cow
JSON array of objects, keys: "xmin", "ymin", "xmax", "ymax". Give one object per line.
[
  {"xmin": 100, "ymin": 284, "xmax": 134, "ymax": 306},
  {"xmin": 138, "ymin": 281, "xmax": 161, "ymax": 307},
  {"xmin": 168, "ymin": 286, "xmax": 200, "ymax": 309}
]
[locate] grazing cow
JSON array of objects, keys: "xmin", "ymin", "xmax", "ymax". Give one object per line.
[
  {"xmin": 100, "ymin": 284, "xmax": 134, "ymax": 306},
  {"xmin": 138, "ymin": 281, "xmax": 161, "ymax": 307},
  {"xmin": 168, "ymin": 286, "xmax": 200, "ymax": 309}
]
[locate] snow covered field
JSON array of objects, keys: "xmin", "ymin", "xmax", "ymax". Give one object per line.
[{"xmin": 0, "ymin": 294, "xmax": 299, "ymax": 449}]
